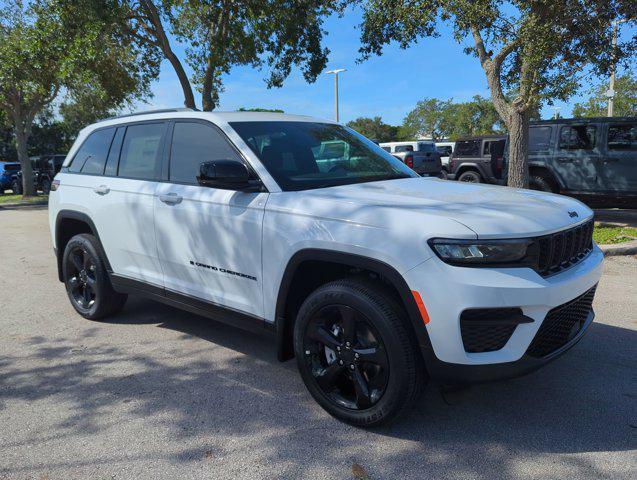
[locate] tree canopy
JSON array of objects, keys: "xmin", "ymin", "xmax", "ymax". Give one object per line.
[
  {"xmin": 573, "ymin": 73, "xmax": 637, "ymax": 118},
  {"xmin": 357, "ymin": 0, "xmax": 637, "ymax": 187},
  {"xmin": 346, "ymin": 116, "xmax": 399, "ymax": 142}
]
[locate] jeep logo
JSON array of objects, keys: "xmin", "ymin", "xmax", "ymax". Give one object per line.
[{"xmin": 568, "ymin": 211, "xmax": 578, "ymax": 218}]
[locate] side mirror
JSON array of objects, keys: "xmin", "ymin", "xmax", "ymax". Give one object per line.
[{"xmin": 197, "ymin": 160, "xmax": 262, "ymax": 192}]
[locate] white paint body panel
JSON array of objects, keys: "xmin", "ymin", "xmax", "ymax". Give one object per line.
[{"xmin": 49, "ymin": 111, "xmax": 604, "ymax": 367}]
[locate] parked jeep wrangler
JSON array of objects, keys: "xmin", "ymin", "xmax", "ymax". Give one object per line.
[
  {"xmin": 12, "ymin": 154, "xmax": 66, "ymax": 195},
  {"xmin": 448, "ymin": 135, "xmax": 506, "ymax": 184},
  {"xmin": 49, "ymin": 110, "xmax": 603, "ymax": 426}
]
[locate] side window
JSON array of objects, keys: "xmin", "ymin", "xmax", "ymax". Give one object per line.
[
  {"xmin": 607, "ymin": 124, "xmax": 637, "ymax": 151},
  {"xmin": 529, "ymin": 126, "xmax": 552, "ymax": 153},
  {"xmin": 380, "ymin": 146, "xmax": 391, "ymax": 152},
  {"xmin": 68, "ymin": 128, "xmax": 116, "ymax": 174},
  {"xmin": 104, "ymin": 127, "xmax": 125, "ymax": 176},
  {"xmin": 169, "ymin": 122, "xmax": 242, "ymax": 184},
  {"xmin": 395, "ymin": 145, "xmax": 414, "ymax": 153},
  {"xmin": 118, "ymin": 123, "xmax": 165, "ymax": 180},
  {"xmin": 482, "ymin": 141, "xmax": 493, "ymax": 156},
  {"xmin": 455, "ymin": 140, "xmax": 480, "ymax": 157},
  {"xmin": 559, "ymin": 125, "xmax": 596, "ymax": 150}
]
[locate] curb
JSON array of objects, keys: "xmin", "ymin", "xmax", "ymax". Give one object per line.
[
  {"xmin": 599, "ymin": 240, "xmax": 637, "ymax": 257},
  {"xmin": 0, "ymin": 201, "xmax": 48, "ymax": 210}
]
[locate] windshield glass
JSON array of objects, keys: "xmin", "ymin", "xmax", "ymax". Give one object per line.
[
  {"xmin": 2, "ymin": 164, "xmax": 20, "ymax": 172},
  {"xmin": 230, "ymin": 121, "xmax": 417, "ymax": 191}
]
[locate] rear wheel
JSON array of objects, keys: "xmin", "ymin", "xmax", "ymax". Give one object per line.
[
  {"xmin": 294, "ymin": 279, "xmax": 425, "ymax": 427},
  {"xmin": 457, "ymin": 170, "xmax": 482, "ymax": 183},
  {"xmin": 63, "ymin": 234, "xmax": 127, "ymax": 320},
  {"xmin": 529, "ymin": 172, "xmax": 558, "ymax": 193},
  {"xmin": 11, "ymin": 179, "xmax": 22, "ymax": 195}
]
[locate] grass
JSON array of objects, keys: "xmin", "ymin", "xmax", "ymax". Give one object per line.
[
  {"xmin": 0, "ymin": 194, "xmax": 48, "ymax": 205},
  {"xmin": 593, "ymin": 226, "xmax": 637, "ymax": 245}
]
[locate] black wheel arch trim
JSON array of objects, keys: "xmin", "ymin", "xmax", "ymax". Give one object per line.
[
  {"xmin": 55, "ymin": 210, "xmax": 112, "ymax": 282},
  {"xmin": 274, "ymin": 249, "xmax": 437, "ymax": 368}
]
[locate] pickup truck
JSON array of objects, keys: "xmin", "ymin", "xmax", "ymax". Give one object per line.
[{"xmin": 378, "ymin": 141, "xmax": 442, "ymax": 176}]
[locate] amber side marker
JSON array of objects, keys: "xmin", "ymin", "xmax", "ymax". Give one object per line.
[{"xmin": 411, "ymin": 290, "xmax": 430, "ymax": 325}]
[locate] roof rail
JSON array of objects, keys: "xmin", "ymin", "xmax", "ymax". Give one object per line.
[{"xmin": 100, "ymin": 107, "xmax": 199, "ymax": 122}]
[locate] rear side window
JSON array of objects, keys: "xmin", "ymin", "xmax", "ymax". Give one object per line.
[
  {"xmin": 417, "ymin": 142, "xmax": 435, "ymax": 152},
  {"xmin": 559, "ymin": 125, "xmax": 596, "ymax": 150},
  {"xmin": 607, "ymin": 124, "xmax": 637, "ymax": 151},
  {"xmin": 395, "ymin": 145, "xmax": 414, "ymax": 153},
  {"xmin": 436, "ymin": 146, "xmax": 452, "ymax": 156},
  {"xmin": 529, "ymin": 126, "xmax": 552, "ymax": 153},
  {"xmin": 69, "ymin": 128, "xmax": 116, "ymax": 174},
  {"xmin": 455, "ymin": 140, "xmax": 480, "ymax": 157},
  {"xmin": 3, "ymin": 164, "xmax": 20, "ymax": 172},
  {"xmin": 380, "ymin": 146, "xmax": 391, "ymax": 152},
  {"xmin": 118, "ymin": 123, "xmax": 165, "ymax": 180},
  {"xmin": 169, "ymin": 122, "xmax": 241, "ymax": 184}
]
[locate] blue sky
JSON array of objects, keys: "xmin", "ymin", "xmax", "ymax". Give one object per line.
[{"xmin": 140, "ymin": 7, "xmax": 636, "ymax": 126}]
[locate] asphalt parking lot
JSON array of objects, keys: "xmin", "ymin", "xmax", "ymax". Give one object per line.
[{"xmin": 0, "ymin": 206, "xmax": 635, "ymax": 480}]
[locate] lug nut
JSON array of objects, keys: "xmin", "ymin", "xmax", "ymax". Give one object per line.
[
  {"xmin": 345, "ymin": 342, "xmax": 351, "ymax": 348},
  {"xmin": 349, "ymin": 364, "xmax": 355, "ymax": 370},
  {"xmin": 354, "ymin": 353, "xmax": 359, "ymax": 359},
  {"xmin": 338, "ymin": 359, "xmax": 344, "ymax": 365}
]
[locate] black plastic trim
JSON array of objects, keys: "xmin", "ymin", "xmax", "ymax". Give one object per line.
[
  {"xmin": 54, "ymin": 210, "xmax": 112, "ymax": 282},
  {"xmin": 110, "ymin": 274, "xmax": 275, "ymax": 336},
  {"xmin": 274, "ymin": 249, "xmax": 436, "ymax": 364}
]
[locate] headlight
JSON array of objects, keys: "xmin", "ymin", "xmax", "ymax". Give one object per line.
[{"xmin": 428, "ymin": 238, "xmax": 534, "ymax": 266}]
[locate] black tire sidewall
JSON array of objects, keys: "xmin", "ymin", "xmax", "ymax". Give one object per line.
[
  {"xmin": 294, "ymin": 281, "xmax": 416, "ymax": 426},
  {"xmin": 62, "ymin": 234, "xmax": 110, "ymax": 320},
  {"xmin": 458, "ymin": 171, "xmax": 481, "ymax": 183},
  {"xmin": 529, "ymin": 174, "xmax": 555, "ymax": 193}
]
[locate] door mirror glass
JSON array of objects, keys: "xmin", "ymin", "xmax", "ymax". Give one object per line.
[{"xmin": 197, "ymin": 160, "xmax": 260, "ymax": 191}]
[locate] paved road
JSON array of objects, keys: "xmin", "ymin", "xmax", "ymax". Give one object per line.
[{"xmin": 0, "ymin": 207, "xmax": 635, "ymax": 480}]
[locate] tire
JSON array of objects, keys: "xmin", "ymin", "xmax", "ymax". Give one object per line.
[
  {"xmin": 41, "ymin": 180, "xmax": 51, "ymax": 195},
  {"xmin": 11, "ymin": 179, "xmax": 22, "ymax": 195},
  {"xmin": 529, "ymin": 172, "xmax": 558, "ymax": 193},
  {"xmin": 438, "ymin": 169, "xmax": 448, "ymax": 180},
  {"xmin": 457, "ymin": 170, "xmax": 482, "ymax": 183},
  {"xmin": 294, "ymin": 279, "xmax": 426, "ymax": 427},
  {"xmin": 62, "ymin": 234, "xmax": 127, "ymax": 320}
]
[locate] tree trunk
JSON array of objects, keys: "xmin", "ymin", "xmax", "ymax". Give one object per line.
[
  {"xmin": 505, "ymin": 109, "xmax": 530, "ymax": 189},
  {"xmin": 201, "ymin": 58, "xmax": 217, "ymax": 111},
  {"xmin": 15, "ymin": 127, "xmax": 36, "ymax": 197}
]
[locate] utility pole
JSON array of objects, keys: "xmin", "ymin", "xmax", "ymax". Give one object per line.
[
  {"xmin": 608, "ymin": 19, "xmax": 627, "ymax": 117},
  {"xmin": 326, "ymin": 69, "xmax": 346, "ymax": 122}
]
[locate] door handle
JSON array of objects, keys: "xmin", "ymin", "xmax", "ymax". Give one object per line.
[
  {"xmin": 556, "ymin": 157, "xmax": 574, "ymax": 163},
  {"xmin": 159, "ymin": 193, "xmax": 183, "ymax": 205},
  {"xmin": 93, "ymin": 185, "xmax": 110, "ymax": 195}
]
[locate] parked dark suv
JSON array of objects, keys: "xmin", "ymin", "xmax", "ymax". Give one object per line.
[
  {"xmin": 448, "ymin": 135, "xmax": 506, "ymax": 184},
  {"xmin": 12, "ymin": 154, "xmax": 66, "ymax": 195},
  {"xmin": 524, "ymin": 117, "xmax": 637, "ymax": 206},
  {"xmin": 0, "ymin": 162, "xmax": 21, "ymax": 194}
]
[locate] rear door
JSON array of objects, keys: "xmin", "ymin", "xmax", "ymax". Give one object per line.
[
  {"xmin": 598, "ymin": 121, "xmax": 637, "ymax": 194},
  {"xmin": 154, "ymin": 120, "xmax": 267, "ymax": 317},
  {"xmin": 553, "ymin": 123, "xmax": 601, "ymax": 192}
]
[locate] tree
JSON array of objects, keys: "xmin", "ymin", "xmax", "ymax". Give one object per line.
[
  {"xmin": 573, "ymin": 73, "xmax": 637, "ymax": 117},
  {"xmin": 358, "ymin": 1, "xmax": 637, "ymax": 188},
  {"xmin": 0, "ymin": 0, "xmax": 159, "ymax": 196},
  {"xmin": 168, "ymin": 0, "xmax": 332, "ymax": 111},
  {"xmin": 238, "ymin": 107, "xmax": 285, "ymax": 112},
  {"xmin": 346, "ymin": 116, "xmax": 399, "ymax": 142},
  {"xmin": 399, "ymin": 98, "xmax": 453, "ymax": 141}
]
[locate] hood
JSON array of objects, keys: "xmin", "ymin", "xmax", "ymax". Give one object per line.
[{"xmin": 295, "ymin": 177, "xmax": 593, "ymax": 238}]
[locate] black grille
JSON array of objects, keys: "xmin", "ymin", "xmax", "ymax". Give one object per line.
[
  {"xmin": 460, "ymin": 308, "xmax": 522, "ymax": 353},
  {"xmin": 536, "ymin": 220, "xmax": 594, "ymax": 277},
  {"xmin": 526, "ymin": 285, "xmax": 597, "ymax": 358}
]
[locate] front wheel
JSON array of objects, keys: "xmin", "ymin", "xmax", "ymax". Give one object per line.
[
  {"xmin": 457, "ymin": 170, "xmax": 482, "ymax": 183},
  {"xmin": 62, "ymin": 234, "xmax": 127, "ymax": 320},
  {"xmin": 11, "ymin": 179, "xmax": 22, "ymax": 195},
  {"xmin": 294, "ymin": 279, "xmax": 426, "ymax": 427}
]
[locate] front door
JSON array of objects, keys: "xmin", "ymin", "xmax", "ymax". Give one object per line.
[
  {"xmin": 553, "ymin": 124, "xmax": 601, "ymax": 192},
  {"xmin": 154, "ymin": 120, "xmax": 267, "ymax": 318}
]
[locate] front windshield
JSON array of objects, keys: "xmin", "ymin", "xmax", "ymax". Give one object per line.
[{"xmin": 229, "ymin": 121, "xmax": 417, "ymax": 191}]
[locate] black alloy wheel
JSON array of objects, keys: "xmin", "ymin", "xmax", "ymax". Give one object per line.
[
  {"xmin": 66, "ymin": 246, "xmax": 98, "ymax": 310},
  {"xmin": 303, "ymin": 304, "xmax": 389, "ymax": 410}
]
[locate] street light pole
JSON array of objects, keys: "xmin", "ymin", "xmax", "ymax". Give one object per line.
[
  {"xmin": 326, "ymin": 69, "xmax": 346, "ymax": 122},
  {"xmin": 608, "ymin": 19, "xmax": 627, "ymax": 117}
]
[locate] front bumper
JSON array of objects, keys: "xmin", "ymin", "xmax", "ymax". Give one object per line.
[{"xmin": 403, "ymin": 245, "xmax": 604, "ymax": 384}]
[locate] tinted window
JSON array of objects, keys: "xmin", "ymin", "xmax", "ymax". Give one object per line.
[
  {"xmin": 3, "ymin": 164, "xmax": 20, "ymax": 172},
  {"xmin": 170, "ymin": 122, "xmax": 242, "ymax": 184},
  {"xmin": 436, "ymin": 146, "xmax": 452, "ymax": 156},
  {"xmin": 607, "ymin": 124, "xmax": 637, "ymax": 151},
  {"xmin": 395, "ymin": 145, "xmax": 413, "ymax": 152},
  {"xmin": 230, "ymin": 121, "xmax": 416, "ymax": 191},
  {"xmin": 380, "ymin": 146, "xmax": 391, "ymax": 152},
  {"xmin": 483, "ymin": 139, "xmax": 505, "ymax": 156},
  {"xmin": 417, "ymin": 142, "xmax": 436, "ymax": 152},
  {"xmin": 455, "ymin": 140, "xmax": 480, "ymax": 157},
  {"xmin": 104, "ymin": 127, "xmax": 125, "ymax": 176},
  {"xmin": 529, "ymin": 126, "xmax": 552, "ymax": 152},
  {"xmin": 118, "ymin": 123, "xmax": 164, "ymax": 180},
  {"xmin": 559, "ymin": 125, "xmax": 596, "ymax": 150},
  {"xmin": 69, "ymin": 128, "xmax": 116, "ymax": 174}
]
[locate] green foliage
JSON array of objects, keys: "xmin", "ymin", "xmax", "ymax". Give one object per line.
[
  {"xmin": 168, "ymin": 0, "xmax": 333, "ymax": 110},
  {"xmin": 346, "ymin": 116, "xmax": 399, "ymax": 142},
  {"xmin": 400, "ymin": 96, "xmax": 505, "ymax": 141},
  {"xmin": 572, "ymin": 73, "xmax": 637, "ymax": 118},
  {"xmin": 238, "ymin": 107, "xmax": 285, "ymax": 113}
]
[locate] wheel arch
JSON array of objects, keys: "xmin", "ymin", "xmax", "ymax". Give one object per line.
[
  {"xmin": 55, "ymin": 210, "xmax": 111, "ymax": 282},
  {"xmin": 529, "ymin": 164, "xmax": 562, "ymax": 192},
  {"xmin": 274, "ymin": 249, "xmax": 434, "ymax": 368},
  {"xmin": 455, "ymin": 164, "xmax": 482, "ymax": 179}
]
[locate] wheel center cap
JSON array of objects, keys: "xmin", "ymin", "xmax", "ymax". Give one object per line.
[{"xmin": 79, "ymin": 270, "xmax": 88, "ymax": 282}]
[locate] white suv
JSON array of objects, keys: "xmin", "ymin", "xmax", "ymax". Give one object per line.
[{"xmin": 49, "ymin": 109, "xmax": 603, "ymax": 426}]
